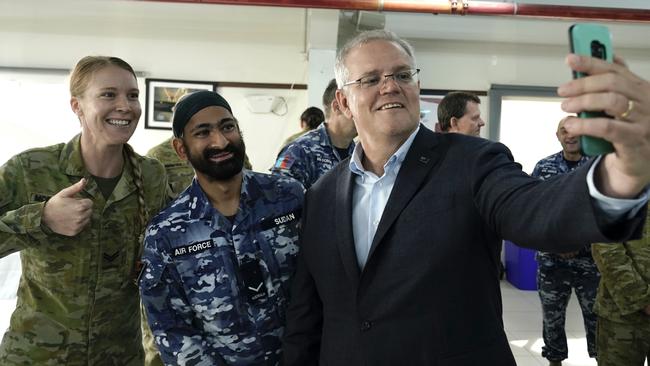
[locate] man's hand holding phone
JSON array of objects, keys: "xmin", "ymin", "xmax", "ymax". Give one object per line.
[
  {"xmin": 568, "ymin": 23, "xmax": 615, "ymax": 156},
  {"xmin": 558, "ymin": 44, "xmax": 650, "ymax": 199}
]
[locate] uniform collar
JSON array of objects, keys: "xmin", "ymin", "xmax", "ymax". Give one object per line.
[
  {"xmin": 319, "ymin": 122, "xmax": 355, "ymax": 157},
  {"xmin": 60, "ymin": 134, "xmax": 86, "ymax": 178},
  {"xmin": 188, "ymin": 169, "xmax": 271, "ymax": 220},
  {"xmin": 59, "ymin": 134, "xmax": 138, "ymax": 202},
  {"xmin": 315, "ymin": 122, "xmax": 330, "ymax": 148},
  {"xmin": 554, "ymin": 150, "xmax": 589, "ymax": 170}
]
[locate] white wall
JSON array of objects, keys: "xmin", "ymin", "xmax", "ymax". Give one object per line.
[
  {"xmin": 0, "ymin": 1, "xmax": 311, "ymax": 170},
  {"xmin": 414, "ymin": 39, "xmax": 650, "ymax": 91},
  {"xmin": 412, "ymin": 37, "xmax": 650, "ymax": 150},
  {"xmin": 2, "ymin": 0, "xmax": 650, "ymax": 166}
]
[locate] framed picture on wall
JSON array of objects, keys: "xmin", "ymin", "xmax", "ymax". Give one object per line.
[
  {"xmin": 419, "ymin": 89, "xmax": 447, "ymax": 132},
  {"xmin": 144, "ymin": 78, "xmax": 217, "ymax": 130}
]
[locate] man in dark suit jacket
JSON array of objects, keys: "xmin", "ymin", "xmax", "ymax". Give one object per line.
[{"xmin": 282, "ymin": 30, "xmax": 650, "ymax": 366}]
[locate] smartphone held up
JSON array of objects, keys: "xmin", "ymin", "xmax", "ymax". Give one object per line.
[{"xmin": 569, "ymin": 23, "xmax": 615, "ymax": 156}]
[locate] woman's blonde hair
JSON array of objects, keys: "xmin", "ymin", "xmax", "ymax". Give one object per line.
[{"xmin": 69, "ymin": 56, "xmax": 137, "ymax": 97}]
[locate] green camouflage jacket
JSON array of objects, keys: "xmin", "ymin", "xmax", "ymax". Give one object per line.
[
  {"xmin": 0, "ymin": 134, "xmax": 168, "ymax": 365},
  {"xmin": 146, "ymin": 137, "xmax": 194, "ymax": 198},
  {"xmin": 592, "ymin": 206, "xmax": 650, "ymax": 324}
]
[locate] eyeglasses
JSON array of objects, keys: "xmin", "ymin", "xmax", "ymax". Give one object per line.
[{"xmin": 343, "ymin": 68, "xmax": 420, "ymax": 89}]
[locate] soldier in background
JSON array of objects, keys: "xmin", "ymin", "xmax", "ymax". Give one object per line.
[
  {"xmin": 592, "ymin": 204, "xmax": 650, "ymax": 366},
  {"xmin": 280, "ymin": 106, "xmax": 324, "ymax": 148},
  {"xmin": 139, "ymin": 90, "xmax": 303, "ymax": 365},
  {"xmin": 271, "ymin": 79, "xmax": 357, "ymax": 189},
  {"xmin": 0, "ymin": 56, "xmax": 168, "ymax": 365},
  {"xmin": 146, "ymin": 137, "xmax": 195, "ymax": 197},
  {"xmin": 532, "ymin": 117, "xmax": 599, "ymax": 366},
  {"xmin": 147, "ymin": 137, "xmax": 252, "ymax": 198}
]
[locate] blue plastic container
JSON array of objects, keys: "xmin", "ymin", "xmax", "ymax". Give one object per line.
[{"xmin": 504, "ymin": 240, "xmax": 538, "ymax": 291}]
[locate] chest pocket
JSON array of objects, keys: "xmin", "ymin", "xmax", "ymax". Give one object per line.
[
  {"xmin": 98, "ymin": 202, "xmax": 140, "ymax": 290},
  {"xmin": 139, "ymin": 260, "xmax": 188, "ymax": 332},
  {"xmin": 173, "ymin": 244, "xmax": 249, "ymax": 336},
  {"xmin": 257, "ymin": 210, "xmax": 301, "ymax": 296}
]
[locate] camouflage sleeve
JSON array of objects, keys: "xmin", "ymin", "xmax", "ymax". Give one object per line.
[
  {"xmin": 142, "ymin": 155, "xmax": 176, "ymax": 207},
  {"xmin": 139, "ymin": 159, "xmax": 172, "ymax": 366},
  {"xmin": 155, "ymin": 166, "xmax": 174, "ymax": 210},
  {"xmin": 270, "ymin": 145, "xmax": 310, "ymax": 189},
  {"xmin": 531, "ymin": 161, "xmax": 542, "ymax": 178},
  {"xmin": 0, "ymin": 155, "xmax": 50, "ymax": 258},
  {"xmin": 139, "ymin": 234, "xmax": 220, "ymax": 366},
  {"xmin": 592, "ymin": 242, "xmax": 650, "ymax": 315},
  {"xmin": 146, "ymin": 149, "xmax": 161, "ymax": 161}
]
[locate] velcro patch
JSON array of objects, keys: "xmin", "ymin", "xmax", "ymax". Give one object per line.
[
  {"xmin": 30, "ymin": 193, "xmax": 52, "ymax": 202},
  {"xmin": 274, "ymin": 154, "xmax": 295, "ymax": 170},
  {"xmin": 260, "ymin": 209, "xmax": 301, "ymax": 230},
  {"xmin": 172, "ymin": 239, "xmax": 214, "ymax": 257},
  {"xmin": 240, "ymin": 258, "xmax": 267, "ymax": 303},
  {"xmin": 102, "ymin": 250, "xmax": 122, "ymax": 269}
]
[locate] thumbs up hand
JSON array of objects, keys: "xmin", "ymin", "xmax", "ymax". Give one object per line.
[{"xmin": 42, "ymin": 178, "xmax": 94, "ymax": 236}]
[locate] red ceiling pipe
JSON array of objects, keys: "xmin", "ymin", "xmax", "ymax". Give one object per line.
[
  {"xmin": 485, "ymin": 3, "xmax": 650, "ymax": 22},
  {"xmin": 203, "ymin": 0, "xmax": 455, "ymax": 12},
  {"xmin": 140, "ymin": 0, "xmax": 650, "ymax": 23},
  {"xmin": 141, "ymin": 0, "xmax": 452, "ymax": 12}
]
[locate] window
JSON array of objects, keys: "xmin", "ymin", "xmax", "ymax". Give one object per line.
[
  {"xmin": 0, "ymin": 69, "xmax": 76, "ymax": 165},
  {"xmin": 489, "ymin": 85, "xmax": 566, "ymax": 173}
]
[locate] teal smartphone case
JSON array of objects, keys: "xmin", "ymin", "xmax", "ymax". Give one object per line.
[{"xmin": 569, "ymin": 23, "xmax": 614, "ymax": 156}]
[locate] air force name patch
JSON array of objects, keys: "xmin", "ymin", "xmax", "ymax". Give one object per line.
[
  {"xmin": 260, "ymin": 209, "xmax": 302, "ymax": 230},
  {"xmin": 173, "ymin": 239, "xmax": 214, "ymax": 257}
]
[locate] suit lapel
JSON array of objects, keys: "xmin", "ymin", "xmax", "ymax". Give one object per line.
[
  {"xmin": 335, "ymin": 165, "xmax": 361, "ymax": 285},
  {"xmin": 366, "ymin": 128, "xmax": 442, "ymax": 265}
]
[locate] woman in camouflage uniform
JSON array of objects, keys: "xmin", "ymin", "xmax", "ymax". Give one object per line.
[{"xmin": 0, "ymin": 56, "xmax": 167, "ymax": 365}]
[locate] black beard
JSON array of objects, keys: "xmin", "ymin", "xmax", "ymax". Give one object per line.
[{"xmin": 185, "ymin": 139, "xmax": 246, "ymax": 181}]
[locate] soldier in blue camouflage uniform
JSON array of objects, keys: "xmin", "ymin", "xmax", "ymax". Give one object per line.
[
  {"xmin": 271, "ymin": 79, "xmax": 356, "ymax": 189},
  {"xmin": 532, "ymin": 118, "xmax": 599, "ymax": 366},
  {"xmin": 139, "ymin": 90, "xmax": 304, "ymax": 366}
]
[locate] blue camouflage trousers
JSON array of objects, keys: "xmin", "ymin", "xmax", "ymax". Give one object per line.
[{"xmin": 537, "ymin": 255, "xmax": 600, "ymax": 361}]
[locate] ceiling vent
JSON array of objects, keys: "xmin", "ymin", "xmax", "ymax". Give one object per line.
[{"xmin": 355, "ymin": 11, "xmax": 385, "ymax": 31}]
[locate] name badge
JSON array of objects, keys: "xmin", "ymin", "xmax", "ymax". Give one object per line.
[
  {"xmin": 172, "ymin": 239, "xmax": 213, "ymax": 257},
  {"xmin": 260, "ymin": 209, "xmax": 301, "ymax": 230}
]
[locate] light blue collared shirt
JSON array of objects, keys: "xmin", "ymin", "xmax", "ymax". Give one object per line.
[
  {"xmin": 349, "ymin": 126, "xmax": 420, "ymax": 268},
  {"xmin": 349, "ymin": 127, "xmax": 648, "ymax": 269}
]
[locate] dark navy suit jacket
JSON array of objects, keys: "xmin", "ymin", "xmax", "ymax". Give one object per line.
[{"xmin": 283, "ymin": 127, "xmax": 644, "ymax": 366}]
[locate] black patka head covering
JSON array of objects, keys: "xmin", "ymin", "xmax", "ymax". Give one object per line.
[{"xmin": 172, "ymin": 90, "xmax": 233, "ymax": 137}]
